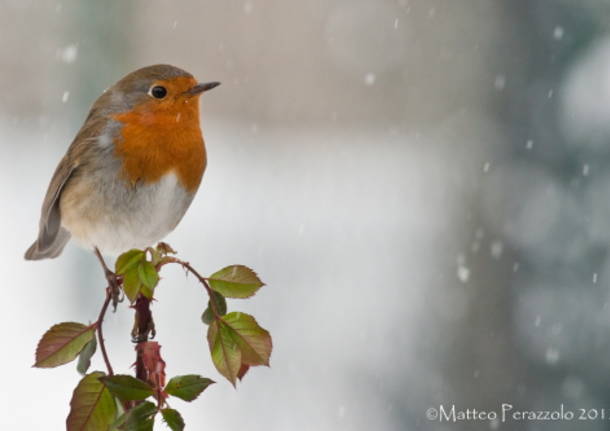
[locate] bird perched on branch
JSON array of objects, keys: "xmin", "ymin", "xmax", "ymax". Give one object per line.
[{"xmin": 25, "ymin": 64, "xmax": 219, "ymax": 260}]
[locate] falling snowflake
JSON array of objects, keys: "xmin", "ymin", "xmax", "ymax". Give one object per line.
[
  {"xmin": 60, "ymin": 44, "xmax": 78, "ymax": 64},
  {"xmin": 494, "ymin": 75, "xmax": 506, "ymax": 91},
  {"xmin": 490, "ymin": 240, "xmax": 503, "ymax": 259},
  {"xmin": 457, "ymin": 265, "xmax": 470, "ymax": 283},
  {"xmin": 553, "ymin": 26, "xmax": 564, "ymax": 40}
]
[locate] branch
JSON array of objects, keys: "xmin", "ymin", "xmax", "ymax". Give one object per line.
[
  {"xmin": 133, "ymin": 295, "xmax": 155, "ymax": 382},
  {"xmin": 37, "ymin": 242, "xmax": 270, "ymax": 430},
  {"xmin": 93, "ymin": 247, "xmax": 117, "ymax": 377},
  {"xmin": 96, "ymin": 287, "xmax": 114, "ymax": 376}
]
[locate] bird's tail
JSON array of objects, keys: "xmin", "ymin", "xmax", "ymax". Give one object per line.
[{"xmin": 24, "ymin": 228, "xmax": 71, "ymax": 260}]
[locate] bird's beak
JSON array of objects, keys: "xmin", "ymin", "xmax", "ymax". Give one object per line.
[{"xmin": 186, "ymin": 81, "xmax": 221, "ymax": 95}]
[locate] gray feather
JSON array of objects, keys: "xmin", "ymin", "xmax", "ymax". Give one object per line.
[
  {"xmin": 24, "ymin": 154, "xmax": 77, "ymax": 260},
  {"xmin": 25, "ymin": 228, "xmax": 71, "ymax": 260}
]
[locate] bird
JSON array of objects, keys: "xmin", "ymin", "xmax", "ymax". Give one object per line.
[{"xmin": 25, "ymin": 64, "xmax": 219, "ymax": 261}]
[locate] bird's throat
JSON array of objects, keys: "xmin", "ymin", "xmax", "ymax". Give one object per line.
[{"xmin": 112, "ymin": 107, "xmax": 206, "ymax": 192}]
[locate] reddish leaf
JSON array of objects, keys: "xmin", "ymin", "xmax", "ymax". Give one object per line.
[
  {"xmin": 156, "ymin": 242, "xmax": 176, "ymax": 255},
  {"xmin": 34, "ymin": 322, "xmax": 96, "ymax": 368},
  {"xmin": 223, "ymin": 312, "xmax": 272, "ymax": 366},
  {"xmin": 237, "ymin": 364, "xmax": 250, "ymax": 381},
  {"xmin": 207, "ymin": 312, "xmax": 272, "ymax": 386}
]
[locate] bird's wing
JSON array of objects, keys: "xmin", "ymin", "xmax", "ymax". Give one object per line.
[
  {"xmin": 25, "ymin": 111, "xmax": 112, "ymax": 259},
  {"xmin": 36, "ymin": 154, "xmax": 78, "ymax": 251}
]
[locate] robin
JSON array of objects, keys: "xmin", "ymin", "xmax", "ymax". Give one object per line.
[{"xmin": 25, "ymin": 64, "xmax": 220, "ymax": 261}]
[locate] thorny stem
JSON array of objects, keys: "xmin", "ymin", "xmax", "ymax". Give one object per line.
[
  {"xmin": 96, "ymin": 288, "xmax": 114, "ymax": 376},
  {"xmin": 90, "ymin": 248, "xmax": 216, "ymax": 407},
  {"xmin": 92, "ymin": 250, "xmax": 156, "ymax": 413},
  {"xmin": 133, "ymin": 253, "xmax": 158, "ymax": 400},
  {"xmin": 133, "ymin": 298, "xmax": 166, "ymax": 410},
  {"xmin": 94, "ymin": 248, "xmax": 159, "ymax": 410},
  {"xmin": 133, "ymin": 295, "xmax": 155, "ymax": 391},
  {"xmin": 93, "ymin": 247, "xmax": 115, "ymax": 376},
  {"xmin": 94, "ymin": 247, "xmax": 116, "ymax": 376},
  {"xmin": 133, "ymin": 295, "xmax": 155, "ymax": 343}
]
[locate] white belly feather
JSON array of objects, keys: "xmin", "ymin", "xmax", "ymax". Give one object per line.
[{"xmin": 61, "ymin": 171, "xmax": 194, "ymax": 255}]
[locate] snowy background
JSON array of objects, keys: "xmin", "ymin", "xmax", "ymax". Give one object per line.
[{"xmin": 1, "ymin": 1, "xmax": 610, "ymax": 430}]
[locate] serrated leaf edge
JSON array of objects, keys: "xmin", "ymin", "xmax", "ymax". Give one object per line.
[
  {"xmin": 222, "ymin": 313, "xmax": 272, "ymax": 366},
  {"xmin": 67, "ymin": 371, "xmax": 115, "ymax": 431},
  {"xmin": 34, "ymin": 322, "xmax": 97, "ymax": 368}
]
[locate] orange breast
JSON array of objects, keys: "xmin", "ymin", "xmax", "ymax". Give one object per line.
[{"xmin": 112, "ymin": 99, "xmax": 206, "ymax": 192}]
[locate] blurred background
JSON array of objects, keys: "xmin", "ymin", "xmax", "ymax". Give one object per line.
[{"xmin": 2, "ymin": 0, "xmax": 610, "ymax": 430}]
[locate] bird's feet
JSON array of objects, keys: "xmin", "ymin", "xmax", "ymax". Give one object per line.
[
  {"xmin": 103, "ymin": 269, "xmax": 124, "ymax": 311},
  {"xmin": 94, "ymin": 247, "xmax": 124, "ymax": 311},
  {"xmin": 131, "ymin": 317, "xmax": 156, "ymax": 343},
  {"xmin": 131, "ymin": 296, "xmax": 156, "ymax": 343}
]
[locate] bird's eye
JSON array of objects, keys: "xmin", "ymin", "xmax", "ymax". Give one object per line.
[{"xmin": 149, "ymin": 85, "xmax": 167, "ymax": 99}]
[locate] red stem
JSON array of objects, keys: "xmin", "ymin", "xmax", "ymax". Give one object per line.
[
  {"xmin": 96, "ymin": 287, "xmax": 114, "ymax": 376},
  {"xmin": 93, "ymin": 247, "xmax": 116, "ymax": 377},
  {"xmin": 134, "ymin": 295, "xmax": 153, "ymax": 381},
  {"xmin": 91, "ymin": 248, "xmax": 214, "ymax": 406}
]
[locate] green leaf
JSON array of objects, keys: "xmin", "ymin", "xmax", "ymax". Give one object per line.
[
  {"xmin": 207, "ymin": 319, "xmax": 241, "ymax": 386},
  {"xmin": 138, "ymin": 261, "xmax": 159, "ymax": 289},
  {"xmin": 149, "ymin": 248, "xmax": 162, "ymax": 266},
  {"xmin": 201, "ymin": 291, "xmax": 227, "ymax": 325},
  {"xmin": 164, "ymin": 375, "xmax": 214, "ymax": 402},
  {"xmin": 161, "ymin": 408, "xmax": 185, "ymax": 431},
  {"xmin": 100, "ymin": 375, "xmax": 154, "ymax": 401},
  {"xmin": 34, "ymin": 322, "xmax": 96, "ymax": 368},
  {"xmin": 223, "ymin": 312, "xmax": 272, "ymax": 366},
  {"xmin": 123, "ymin": 268, "xmax": 142, "ymax": 303},
  {"xmin": 67, "ymin": 371, "xmax": 117, "ymax": 431},
  {"xmin": 201, "ymin": 307, "xmax": 214, "ymax": 325},
  {"xmin": 210, "ymin": 291, "xmax": 227, "ymax": 315},
  {"xmin": 122, "ymin": 260, "xmax": 158, "ymax": 301},
  {"xmin": 77, "ymin": 337, "xmax": 97, "ymax": 375},
  {"xmin": 138, "ymin": 261, "xmax": 159, "ymax": 299},
  {"xmin": 115, "ymin": 249, "xmax": 145, "ymax": 274},
  {"xmin": 113, "ymin": 400, "xmax": 156, "ymax": 431},
  {"xmin": 208, "ymin": 265, "xmax": 264, "ymax": 298}
]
